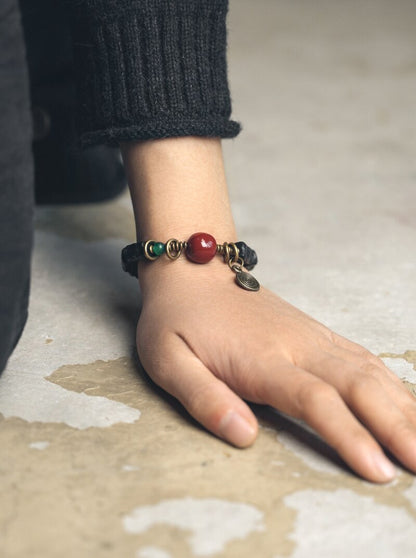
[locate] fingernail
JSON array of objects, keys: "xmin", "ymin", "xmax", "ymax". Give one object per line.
[
  {"xmin": 373, "ymin": 453, "xmax": 396, "ymax": 481},
  {"xmin": 219, "ymin": 411, "xmax": 256, "ymax": 447}
]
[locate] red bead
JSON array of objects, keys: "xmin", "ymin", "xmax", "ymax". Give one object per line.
[{"xmin": 186, "ymin": 232, "xmax": 217, "ymax": 264}]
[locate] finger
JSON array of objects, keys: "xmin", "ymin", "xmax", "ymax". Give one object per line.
[
  {"xmin": 329, "ymin": 334, "xmax": 403, "ymax": 384},
  {"xmin": 145, "ymin": 333, "xmax": 258, "ymax": 448},
  {"xmin": 315, "ymin": 343, "xmax": 416, "ymax": 412},
  {"xmin": 306, "ymin": 354, "xmax": 416, "ymax": 473},
  {"xmin": 333, "ymin": 346, "xmax": 416, "ymax": 413},
  {"xmin": 254, "ymin": 361, "xmax": 396, "ymax": 483}
]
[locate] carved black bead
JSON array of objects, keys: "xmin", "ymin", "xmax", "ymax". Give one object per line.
[
  {"xmin": 121, "ymin": 243, "xmax": 145, "ymax": 277},
  {"xmin": 235, "ymin": 241, "xmax": 258, "ymax": 271}
]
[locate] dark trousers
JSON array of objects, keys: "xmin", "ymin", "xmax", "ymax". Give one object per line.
[
  {"xmin": 0, "ymin": 0, "xmax": 126, "ymax": 373},
  {"xmin": 0, "ymin": 0, "xmax": 34, "ymax": 373}
]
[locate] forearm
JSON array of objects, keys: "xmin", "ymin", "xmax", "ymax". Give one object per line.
[{"xmin": 120, "ymin": 136, "xmax": 237, "ymax": 242}]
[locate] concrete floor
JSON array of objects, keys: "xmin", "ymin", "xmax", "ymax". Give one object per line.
[{"xmin": 1, "ymin": 0, "xmax": 416, "ymax": 556}]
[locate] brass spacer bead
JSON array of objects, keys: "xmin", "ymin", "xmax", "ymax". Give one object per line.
[
  {"xmin": 143, "ymin": 240, "xmax": 159, "ymax": 261},
  {"xmin": 165, "ymin": 238, "xmax": 182, "ymax": 260}
]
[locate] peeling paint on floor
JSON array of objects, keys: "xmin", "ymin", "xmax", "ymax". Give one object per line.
[
  {"xmin": 123, "ymin": 498, "xmax": 265, "ymax": 556},
  {"xmin": 1, "ymin": 356, "xmax": 416, "ymax": 557},
  {"xmin": 283, "ymin": 489, "xmax": 416, "ymax": 558},
  {"xmin": 380, "ymin": 352, "xmax": 416, "ymax": 384},
  {"xmin": 136, "ymin": 548, "xmax": 172, "ymax": 558}
]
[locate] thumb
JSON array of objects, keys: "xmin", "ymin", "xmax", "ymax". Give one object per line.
[{"xmin": 142, "ymin": 333, "xmax": 258, "ymax": 448}]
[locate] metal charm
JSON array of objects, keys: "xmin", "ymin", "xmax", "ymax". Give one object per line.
[
  {"xmin": 231, "ymin": 264, "xmax": 260, "ymax": 292},
  {"xmin": 143, "ymin": 240, "xmax": 159, "ymax": 261},
  {"xmin": 165, "ymin": 238, "xmax": 183, "ymax": 260}
]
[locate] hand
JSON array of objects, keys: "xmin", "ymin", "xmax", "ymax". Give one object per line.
[
  {"xmin": 121, "ymin": 136, "xmax": 416, "ymax": 484},
  {"xmin": 137, "ymin": 258, "xmax": 416, "ymax": 484}
]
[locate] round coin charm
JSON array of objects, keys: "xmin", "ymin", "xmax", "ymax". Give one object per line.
[{"xmin": 235, "ymin": 269, "xmax": 260, "ymax": 292}]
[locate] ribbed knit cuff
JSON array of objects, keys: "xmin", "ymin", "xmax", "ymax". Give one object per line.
[{"xmin": 66, "ymin": 0, "xmax": 242, "ymax": 147}]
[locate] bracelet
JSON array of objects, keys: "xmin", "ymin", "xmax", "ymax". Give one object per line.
[{"xmin": 121, "ymin": 232, "xmax": 260, "ymax": 292}]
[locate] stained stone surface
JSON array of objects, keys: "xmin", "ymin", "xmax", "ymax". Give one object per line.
[{"xmin": 1, "ymin": 1, "xmax": 416, "ymax": 557}]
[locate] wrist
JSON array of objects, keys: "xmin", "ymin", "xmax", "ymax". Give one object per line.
[
  {"xmin": 137, "ymin": 254, "xmax": 234, "ymax": 298},
  {"xmin": 121, "ymin": 136, "xmax": 237, "ymax": 240}
]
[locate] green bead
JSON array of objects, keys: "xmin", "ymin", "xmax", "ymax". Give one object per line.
[{"xmin": 152, "ymin": 242, "xmax": 166, "ymax": 256}]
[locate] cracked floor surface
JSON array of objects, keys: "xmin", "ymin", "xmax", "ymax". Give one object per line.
[{"xmin": 1, "ymin": 1, "xmax": 416, "ymax": 556}]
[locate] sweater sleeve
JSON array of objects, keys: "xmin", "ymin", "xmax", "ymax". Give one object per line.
[{"xmin": 65, "ymin": 0, "xmax": 242, "ymax": 147}]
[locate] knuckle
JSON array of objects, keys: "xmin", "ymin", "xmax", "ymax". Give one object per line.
[
  {"xmin": 352, "ymin": 344, "xmax": 386, "ymax": 369},
  {"xmin": 356, "ymin": 358, "xmax": 384, "ymax": 378},
  {"xmin": 314, "ymin": 329, "xmax": 339, "ymax": 353},
  {"xmin": 326, "ymin": 329, "xmax": 340, "ymax": 346},
  {"xmin": 321, "ymin": 328, "xmax": 352, "ymax": 350},
  {"xmin": 384, "ymin": 419, "xmax": 414, "ymax": 448},
  {"xmin": 348, "ymin": 374, "xmax": 381, "ymax": 401},
  {"xmin": 354, "ymin": 352, "xmax": 401, "ymax": 385},
  {"xmin": 297, "ymin": 381, "xmax": 339, "ymax": 419},
  {"xmin": 361, "ymin": 351, "xmax": 385, "ymax": 368}
]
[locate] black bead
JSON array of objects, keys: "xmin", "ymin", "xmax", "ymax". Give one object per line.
[
  {"xmin": 121, "ymin": 243, "xmax": 144, "ymax": 277},
  {"xmin": 235, "ymin": 242, "xmax": 258, "ymax": 271}
]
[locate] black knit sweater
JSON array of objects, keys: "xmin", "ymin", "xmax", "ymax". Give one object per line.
[{"xmin": 65, "ymin": 0, "xmax": 241, "ymax": 147}]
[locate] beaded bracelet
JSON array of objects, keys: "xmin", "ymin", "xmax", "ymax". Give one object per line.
[{"xmin": 121, "ymin": 232, "xmax": 260, "ymax": 292}]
